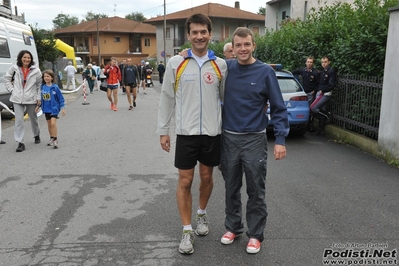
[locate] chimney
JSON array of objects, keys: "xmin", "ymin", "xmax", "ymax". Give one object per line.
[{"xmin": 235, "ymin": 1, "xmax": 240, "ymax": 9}]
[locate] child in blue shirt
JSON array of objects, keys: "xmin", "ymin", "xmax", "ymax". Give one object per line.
[{"xmin": 36, "ymin": 70, "xmax": 66, "ymax": 148}]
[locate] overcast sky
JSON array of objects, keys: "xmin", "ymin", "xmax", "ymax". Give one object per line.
[{"xmin": 10, "ymin": 0, "xmax": 266, "ymax": 29}]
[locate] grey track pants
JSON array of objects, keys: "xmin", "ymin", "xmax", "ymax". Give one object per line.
[
  {"xmin": 220, "ymin": 131, "xmax": 268, "ymax": 242},
  {"xmin": 13, "ymin": 103, "xmax": 40, "ymax": 143}
]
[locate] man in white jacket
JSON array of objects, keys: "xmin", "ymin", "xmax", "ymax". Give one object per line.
[
  {"xmin": 157, "ymin": 13, "xmax": 227, "ymax": 255},
  {"xmin": 64, "ymin": 61, "xmax": 77, "ymax": 90}
]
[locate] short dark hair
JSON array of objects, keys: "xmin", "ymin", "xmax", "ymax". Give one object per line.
[
  {"xmin": 322, "ymin": 55, "xmax": 331, "ymax": 61},
  {"xmin": 17, "ymin": 50, "xmax": 35, "ymax": 68},
  {"xmin": 185, "ymin": 13, "xmax": 212, "ymax": 34},
  {"xmin": 232, "ymin": 27, "xmax": 254, "ymax": 45},
  {"xmin": 306, "ymin": 56, "xmax": 314, "ymax": 62}
]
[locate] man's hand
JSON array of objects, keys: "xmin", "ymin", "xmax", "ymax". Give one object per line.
[
  {"xmin": 179, "ymin": 48, "xmax": 189, "ymax": 58},
  {"xmin": 160, "ymin": 135, "xmax": 170, "ymax": 152},
  {"xmin": 274, "ymin": 144, "xmax": 286, "ymax": 160}
]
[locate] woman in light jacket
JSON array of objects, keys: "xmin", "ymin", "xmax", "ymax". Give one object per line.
[
  {"xmin": 84, "ymin": 63, "xmax": 97, "ymax": 94},
  {"xmin": 4, "ymin": 50, "xmax": 42, "ymax": 152}
]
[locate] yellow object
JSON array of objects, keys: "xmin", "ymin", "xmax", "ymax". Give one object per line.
[{"xmin": 55, "ymin": 39, "xmax": 77, "ymax": 68}]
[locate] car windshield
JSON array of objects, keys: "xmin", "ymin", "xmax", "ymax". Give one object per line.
[{"xmin": 277, "ymin": 77, "xmax": 302, "ymax": 93}]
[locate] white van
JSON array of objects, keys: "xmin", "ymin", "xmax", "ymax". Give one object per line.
[
  {"xmin": 75, "ymin": 57, "xmax": 84, "ymax": 72},
  {"xmin": 0, "ymin": 16, "xmax": 39, "ymax": 110}
]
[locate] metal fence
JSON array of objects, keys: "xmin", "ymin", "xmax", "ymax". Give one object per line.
[{"xmin": 330, "ymin": 75, "xmax": 383, "ymax": 140}]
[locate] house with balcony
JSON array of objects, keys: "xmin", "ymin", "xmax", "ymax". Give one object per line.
[
  {"xmin": 265, "ymin": 0, "xmax": 355, "ymax": 30},
  {"xmin": 53, "ymin": 16, "xmax": 156, "ymax": 66},
  {"xmin": 144, "ymin": 1, "xmax": 265, "ymax": 63}
]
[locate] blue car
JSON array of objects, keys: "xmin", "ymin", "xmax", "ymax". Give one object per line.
[{"xmin": 267, "ymin": 64, "xmax": 309, "ymax": 136}]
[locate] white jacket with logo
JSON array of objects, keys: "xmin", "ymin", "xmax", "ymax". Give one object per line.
[
  {"xmin": 4, "ymin": 64, "xmax": 42, "ymax": 104},
  {"xmin": 157, "ymin": 50, "xmax": 227, "ymax": 136}
]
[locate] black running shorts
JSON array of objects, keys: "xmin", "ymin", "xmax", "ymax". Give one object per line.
[{"xmin": 175, "ymin": 134, "xmax": 221, "ymax": 169}]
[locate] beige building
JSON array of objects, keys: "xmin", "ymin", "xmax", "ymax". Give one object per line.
[
  {"xmin": 145, "ymin": 2, "xmax": 265, "ymax": 64},
  {"xmin": 54, "ymin": 16, "xmax": 156, "ymax": 66},
  {"xmin": 266, "ymin": 0, "xmax": 355, "ymax": 30}
]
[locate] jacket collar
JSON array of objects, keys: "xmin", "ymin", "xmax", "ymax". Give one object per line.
[{"xmin": 187, "ymin": 49, "xmax": 216, "ymax": 60}]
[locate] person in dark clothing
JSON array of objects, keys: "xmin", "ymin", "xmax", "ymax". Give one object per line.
[
  {"xmin": 310, "ymin": 56, "xmax": 336, "ymax": 135},
  {"xmin": 220, "ymin": 27, "xmax": 289, "ymax": 254},
  {"xmin": 119, "ymin": 59, "xmax": 126, "ymax": 94},
  {"xmin": 291, "ymin": 56, "xmax": 319, "ymax": 103},
  {"xmin": 123, "ymin": 58, "xmax": 139, "ymax": 110},
  {"xmin": 157, "ymin": 61, "xmax": 165, "ymax": 84},
  {"xmin": 292, "ymin": 56, "xmax": 320, "ymax": 132},
  {"xmin": 138, "ymin": 60, "xmax": 146, "ymax": 92}
]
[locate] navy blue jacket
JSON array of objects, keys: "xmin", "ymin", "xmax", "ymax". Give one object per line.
[
  {"xmin": 223, "ymin": 60, "xmax": 289, "ymax": 145},
  {"xmin": 292, "ymin": 67, "xmax": 319, "ymax": 94},
  {"xmin": 318, "ymin": 66, "xmax": 336, "ymax": 93}
]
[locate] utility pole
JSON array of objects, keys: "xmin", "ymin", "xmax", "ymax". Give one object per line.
[
  {"xmin": 97, "ymin": 17, "xmax": 101, "ymax": 64},
  {"xmin": 164, "ymin": 0, "xmax": 167, "ymax": 64}
]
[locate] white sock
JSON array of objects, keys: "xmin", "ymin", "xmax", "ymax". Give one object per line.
[
  {"xmin": 197, "ymin": 208, "xmax": 206, "ymax": 215},
  {"xmin": 183, "ymin": 225, "xmax": 193, "ymax": 231}
]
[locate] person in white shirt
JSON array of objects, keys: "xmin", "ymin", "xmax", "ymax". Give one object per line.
[
  {"xmin": 91, "ymin": 62, "xmax": 100, "ymax": 90},
  {"xmin": 63, "ymin": 61, "xmax": 77, "ymax": 90}
]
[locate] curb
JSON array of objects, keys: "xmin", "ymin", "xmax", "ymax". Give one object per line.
[{"xmin": 325, "ymin": 124, "xmax": 398, "ymax": 164}]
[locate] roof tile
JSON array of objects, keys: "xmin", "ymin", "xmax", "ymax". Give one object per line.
[
  {"xmin": 54, "ymin": 16, "xmax": 156, "ymax": 34},
  {"xmin": 145, "ymin": 2, "xmax": 264, "ymax": 23}
]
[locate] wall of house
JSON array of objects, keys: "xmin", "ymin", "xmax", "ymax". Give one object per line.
[
  {"xmin": 378, "ymin": 6, "xmax": 399, "ymax": 161},
  {"xmin": 140, "ymin": 35, "xmax": 157, "ymax": 59},
  {"xmin": 266, "ymin": 0, "xmax": 292, "ymax": 30},
  {"xmin": 266, "ymin": 0, "xmax": 355, "ymax": 30},
  {"xmin": 93, "ymin": 33, "xmax": 129, "ymax": 55},
  {"xmin": 155, "ymin": 20, "xmax": 265, "ymax": 64},
  {"xmin": 70, "ymin": 33, "xmax": 157, "ymax": 65},
  {"xmin": 291, "ymin": 0, "xmax": 354, "ymax": 20}
]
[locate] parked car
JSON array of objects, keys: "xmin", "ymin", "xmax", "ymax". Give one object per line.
[{"xmin": 267, "ymin": 64, "xmax": 309, "ymax": 136}]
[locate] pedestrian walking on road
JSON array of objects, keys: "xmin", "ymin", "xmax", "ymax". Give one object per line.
[
  {"xmin": 119, "ymin": 59, "xmax": 126, "ymax": 94},
  {"xmin": 92, "ymin": 62, "xmax": 100, "ymax": 91},
  {"xmin": 138, "ymin": 60, "xmax": 146, "ymax": 93},
  {"xmin": 157, "ymin": 61, "xmax": 165, "ymax": 84},
  {"xmin": 84, "ymin": 64, "xmax": 97, "ymax": 94},
  {"xmin": 63, "ymin": 61, "xmax": 77, "ymax": 91},
  {"xmin": 105, "ymin": 57, "xmax": 121, "ymax": 111},
  {"xmin": 220, "ymin": 27, "xmax": 289, "ymax": 254},
  {"xmin": 37, "ymin": 70, "xmax": 66, "ymax": 149},
  {"xmin": 157, "ymin": 13, "xmax": 227, "ymax": 255},
  {"xmin": 123, "ymin": 58, "xmax": 139, "ymax": 110},
  {"xmin": 4, "ymin": 49, "xmax": 42, "ymax": 152}
]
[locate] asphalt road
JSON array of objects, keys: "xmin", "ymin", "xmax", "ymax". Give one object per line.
[{"xmin": 0, "ymin": 80, "xmax": 398, "ymax": 266}]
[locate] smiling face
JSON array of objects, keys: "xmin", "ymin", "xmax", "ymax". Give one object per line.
[
  {"xmin": 43, "ymin": 73, "xmax": 53, "ymax": 84},
  {"xmin": 187, "ymin": 23, "xmax": 211, "ymax": 57},
  {"xmin": 233, "ymin": 35, "xmax": 256, "ymax": 65},
  {"xmin": 21, "ymin": 53, "xmax": 31, "ymax": 67}
]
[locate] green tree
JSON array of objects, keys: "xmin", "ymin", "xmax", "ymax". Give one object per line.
[
  {"xmin": 84, "ymin": 11, "xmax": 108, "ymax": 21},
  {"xmin": 255, "ymin": 0, "xmax": 399, "ymax": 77},
  {"xmin": 125, "ymin": 12, "xmax": 146, "ymax": 22},
  {"xmin": 258, "ymin": 7, "xmax": 266, "ymax": 16},
  {"xmin": 52, "ymin": 13, "xmax": 79, "ymax": 29},
  {"xmin": 31, "ymin": 26, "xmax": 59, "ymax": 70}
]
